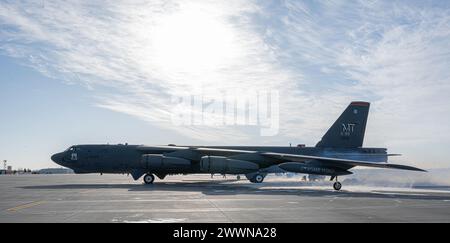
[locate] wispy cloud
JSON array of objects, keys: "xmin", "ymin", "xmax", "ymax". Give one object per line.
[
  {"xmin": 1, "ymin": 0, "xmax": 449, "ymax": 167},
  {"xmin": 0, "ymin": 0, "xmax": 297, "ymax": 141},
  {"xmin": 269, "ymin": 1, "xmax": 450, "ymax": 166}
]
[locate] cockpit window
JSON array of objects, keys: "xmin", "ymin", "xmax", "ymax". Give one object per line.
[{"xmin": 65, "ymin": 146, "xmax": 80, "ymax": 152}]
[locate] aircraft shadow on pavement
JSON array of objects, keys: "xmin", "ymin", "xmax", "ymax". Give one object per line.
[{"xmin": 19, "ymin": 180, "xmax": 450, "ymax": 201}]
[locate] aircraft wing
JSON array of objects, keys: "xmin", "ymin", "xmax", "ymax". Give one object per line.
[
  {"xmin": 261, "ymin": 152, "xmax": 426, "ymax": 172},
  {"xmin": 195, "ymin": 147, "xmax": 257, "ymax": 156},
  {"xmin": 193, "ymin": 147, "xmax": 426, "ymax": 172}
]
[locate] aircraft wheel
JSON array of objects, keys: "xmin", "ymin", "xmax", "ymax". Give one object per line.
[
  {"xmin": 143, "ymin": 174, "xmax": 155, "ymax": 184},
  {"xmin": 237, "ymin": 175, "xmax": 241, "ymax": 180},
  {"xmin": 254, "ymin": 174, "xmax": 264, "ymax": 183},
  {"xmin": 333, "ymin": 182, "xmax": 342, "ymax": 191}
]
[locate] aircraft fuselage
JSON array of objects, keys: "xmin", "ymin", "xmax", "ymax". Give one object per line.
[{"xmin": 51, "ymin": 144, "xmax": 387, "ymax": 177}]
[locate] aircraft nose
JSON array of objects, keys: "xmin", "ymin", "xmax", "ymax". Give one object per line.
[{"xmin": 51, "ymin": 153, "xmax": 64, "ymax": 165}]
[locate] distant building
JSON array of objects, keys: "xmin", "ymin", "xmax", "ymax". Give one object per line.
[
  {"xmin": 0, "ymin": 170, "xmax": 6, "ymax": 175},
  {"xmin": 38, "ymin": 168, "xmax": 74, "ymax": 174},
  {"xmin": 7, "ymin": 166, "xmax": 12, "ymax": 172}
]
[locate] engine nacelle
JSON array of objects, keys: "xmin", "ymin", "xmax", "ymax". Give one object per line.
[
  {"xmin": 200, "ymin": 156, "xmax": 259, "ymax": 174},
  {"xmin": 142, "ymin": 154, "xmax": 191, "ymax": 171},
  {"xmin": 278, "ymin": 162, "xmax": 352, "ymax": 176}
]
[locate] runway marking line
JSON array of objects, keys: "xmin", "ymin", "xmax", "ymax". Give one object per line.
[{"xmin": 7, "ymin": 201, "xmax": 46, "ymax": 212}]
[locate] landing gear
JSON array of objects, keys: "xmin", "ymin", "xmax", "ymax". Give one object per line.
[
  {"xmin": 251, "ymin": 174, "xmax": 265, "ymax": 183},
  {"xmin": 246, "ymin": 173, "xmax": 266, "ymax": 183},
  {"xmin": 143, "ymin": 174, "xmax": 155, "ymax": 184},
  {"xmin": 331, "ymin": 176, "xmax": 342, "ymax": 191},
  {"xmin": 255, "ymin": 174, "xmax": 264, "ymax": 183},
  {"xmin": 237, "ymin": 175, "xmax": 241, "ymax": 180},
  {"xmin": 333, "ymin": 181, "xmax": 342, "ymax": 191}
]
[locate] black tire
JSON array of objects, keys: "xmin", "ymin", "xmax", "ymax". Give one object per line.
[
  {"xmin": 237, "ymin": 175, "xmax": 241, "ymax": 180},
  {"xmin": 333, "ymin": 182, "xmax": 342, "ymax": 191},
  {"xmin": 143, "ymin": 174, "xmax": 155, "ymax": 184},
  {"xmin": 254, "ymin": 174, "xmax": 264, "ymax": 183}
]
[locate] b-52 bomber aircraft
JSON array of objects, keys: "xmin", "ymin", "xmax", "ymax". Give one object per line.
[{"xmin": 51, "ymin": 101, "xmax": 425, "ymax": 190}]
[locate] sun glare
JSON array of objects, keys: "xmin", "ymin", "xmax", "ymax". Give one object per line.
[{"xmin": 151, "ymin": 5, "xmax": 239, "ymax": 75}]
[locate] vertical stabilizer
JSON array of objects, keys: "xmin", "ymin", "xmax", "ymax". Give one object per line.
[{"xmin": 316, "ymin": 102, "xmax": 370, "ymax": 148}]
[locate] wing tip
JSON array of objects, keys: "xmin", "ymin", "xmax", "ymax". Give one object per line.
[{"xmin": 397, "ymin": 165, "xmax": 428, "ymax": 172}]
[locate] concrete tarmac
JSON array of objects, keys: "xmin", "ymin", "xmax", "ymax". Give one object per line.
[{"xmin": 1, "ymin": 174, "xmax": 450, "ymax": 223}]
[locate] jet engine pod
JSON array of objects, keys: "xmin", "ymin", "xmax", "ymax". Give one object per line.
[
  {"xmin": 142, "ymin": 154, "xmax": 191, "ymax": 171},
  {"xmin": 278, "ymin": 162, "xmax": 352, "ymax": 176},
  {"xmin": 200, "ymin": 156, "xmax": 259, "ymax": 174}
]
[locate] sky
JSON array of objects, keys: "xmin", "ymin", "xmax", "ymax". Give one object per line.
[{"xmin": 0, "ymin": 0, "xmax": 450, "ymax": 170}]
